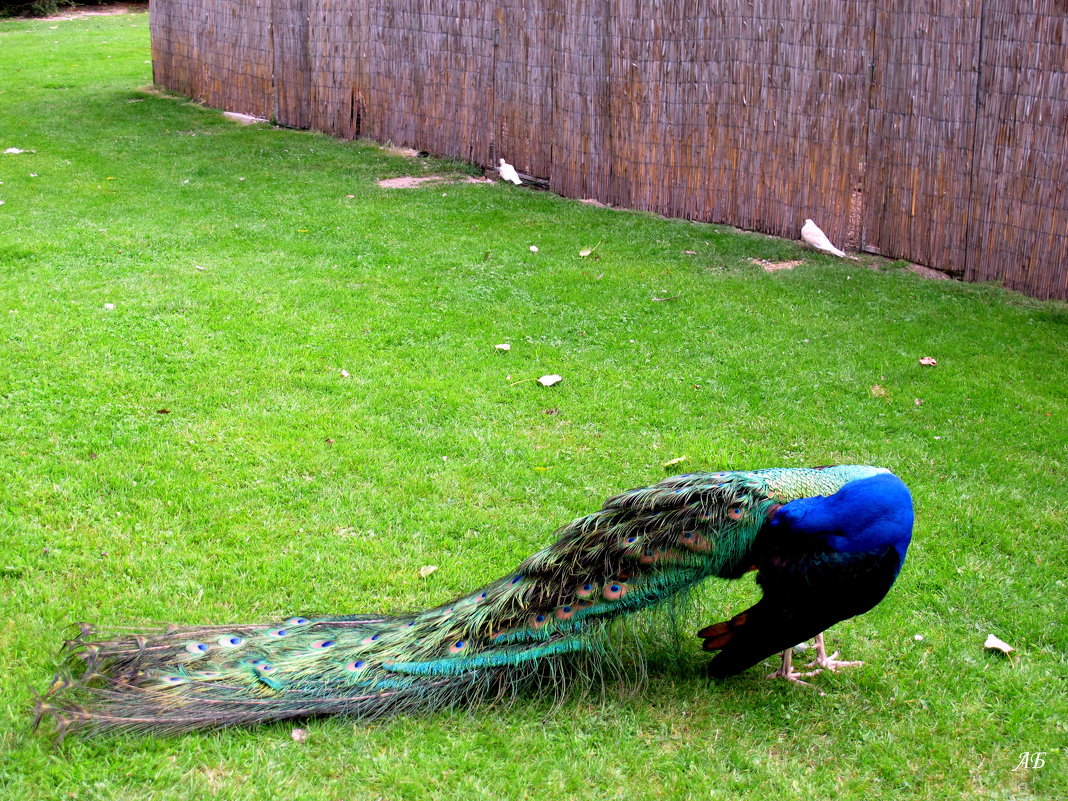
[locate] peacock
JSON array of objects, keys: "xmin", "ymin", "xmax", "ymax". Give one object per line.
[{"xmin": 34, "ymin": 464, "xmax": 913, "ymax": 737}]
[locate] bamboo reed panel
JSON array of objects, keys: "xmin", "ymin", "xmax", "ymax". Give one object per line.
[
  {"xmin": 148, "ymin": 0, "xmax": 1068, "ymax": 300},
  {"xmin": 150, "ymin": 0, "xmax": 274, "ymax": 118},
  {"xmin": 493, "ymin": 0, "xmax": 557, "ymax": 178},
  {"xmin": 966, "ymin": 1, "xmax": 1067, "ymax": 300},
  {"xmin": 549, "ymin": 0, "xmax": 611, "ymax": 200},
  {"xmin": 862, "ymin": 0, "xmax": 982, "ymax": 274},
  {"xmin": 273, "ymin": 0, "xmax": 311, "ymax": 129},
  {"xmin": 305, "ymin": 0, "xmax": 367, "ymax": 139}
]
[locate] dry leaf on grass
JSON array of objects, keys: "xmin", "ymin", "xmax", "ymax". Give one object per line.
[
  {"xmin": 870, "ymin": 384, "xmax": 889, "ymax": 399},
  {"xmin": 494, "ymin": 343, "xmax": 511, "ymax": 352},
  {"xmin": 984, "ymin": 634, "xmax": 1014, "ymax": 654},
  {"xmin": 508, "ymin": 373, "xmax": 562, "ymax": 387},
  {"xmin": 419, "ymin": 565, "xmax": 438, "ymax": 578},
  {"xmin": 663, "ymin": 456, "xmax": 687, "ymax": 468},
  {"xmin": 339, "ymin": 369, "xmax": 350, "ymax": 378}
]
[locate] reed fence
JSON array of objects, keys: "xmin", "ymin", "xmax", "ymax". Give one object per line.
[{"xmin": 150, "ymin": 0, "xmax": 1067, "ymax": 300}]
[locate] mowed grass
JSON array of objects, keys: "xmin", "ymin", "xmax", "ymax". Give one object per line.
[{"xmin": 1, "ymin": 11, "xmax": 1065, "ymax": 801}]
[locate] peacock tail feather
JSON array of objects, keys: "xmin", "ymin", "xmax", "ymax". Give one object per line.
[{"xmin": 34, "ymin": 465, "xmax": 887, "ymax": 736}]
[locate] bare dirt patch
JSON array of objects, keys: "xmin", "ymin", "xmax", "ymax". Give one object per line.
[
  {"xmin": 749, "ymin": 258, "xmax": 804, "ymax": 273},
  {"xmin": 906, "ymin": 263, "xmax": 952, "ymax": 280},
  {"xmin": 376, "ymin": 176, "xmax": 448, "ymax": 188},
  {"xmin": 45, "ymin": 3, "xmax": 148, "ymax": 20},
  {"xmin": 376, "ymin": 175, "xmax": 492, "ymax": 188},
  {"xmin": 222, "ymin": 111, "xmax": 268, "ymax": 125}
]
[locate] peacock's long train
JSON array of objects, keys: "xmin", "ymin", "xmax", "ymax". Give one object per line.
[{"xmin": 35, "ymin": 465, "xmax": 913, "ymax": 736}]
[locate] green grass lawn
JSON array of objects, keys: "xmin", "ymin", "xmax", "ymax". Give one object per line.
[{"xmin": 1, "ymin": 11, "xmax": 1066, "ymax": 800}]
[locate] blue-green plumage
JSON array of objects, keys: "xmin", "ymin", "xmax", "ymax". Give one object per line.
[{"xmin": 34, "ymin": 465, "xmax": 913, "ymax": 737}]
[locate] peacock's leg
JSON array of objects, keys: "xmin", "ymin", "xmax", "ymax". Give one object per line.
[
  {"xmin": 806, "ymin": 632, "xmax": 864, "ymax": 671},
  {"xmin": 765, "ymin": 647, "xmax": 822, "ymax": 686}
]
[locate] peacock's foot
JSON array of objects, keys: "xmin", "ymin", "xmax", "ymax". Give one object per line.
[
  {"xmin": 806, "ymin": 651, "xmax": 864, "ymax": 672},
  {"xmin": 766, "ymin": 665, "xmax": 822, "ymax": 686},
  {"xmin": 806, "ymin": 633, "xmax": 863, "ymax": 672},
  {"xmin": 765, "ymin": 648, "xmax": 823, "ymax": 689}
]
